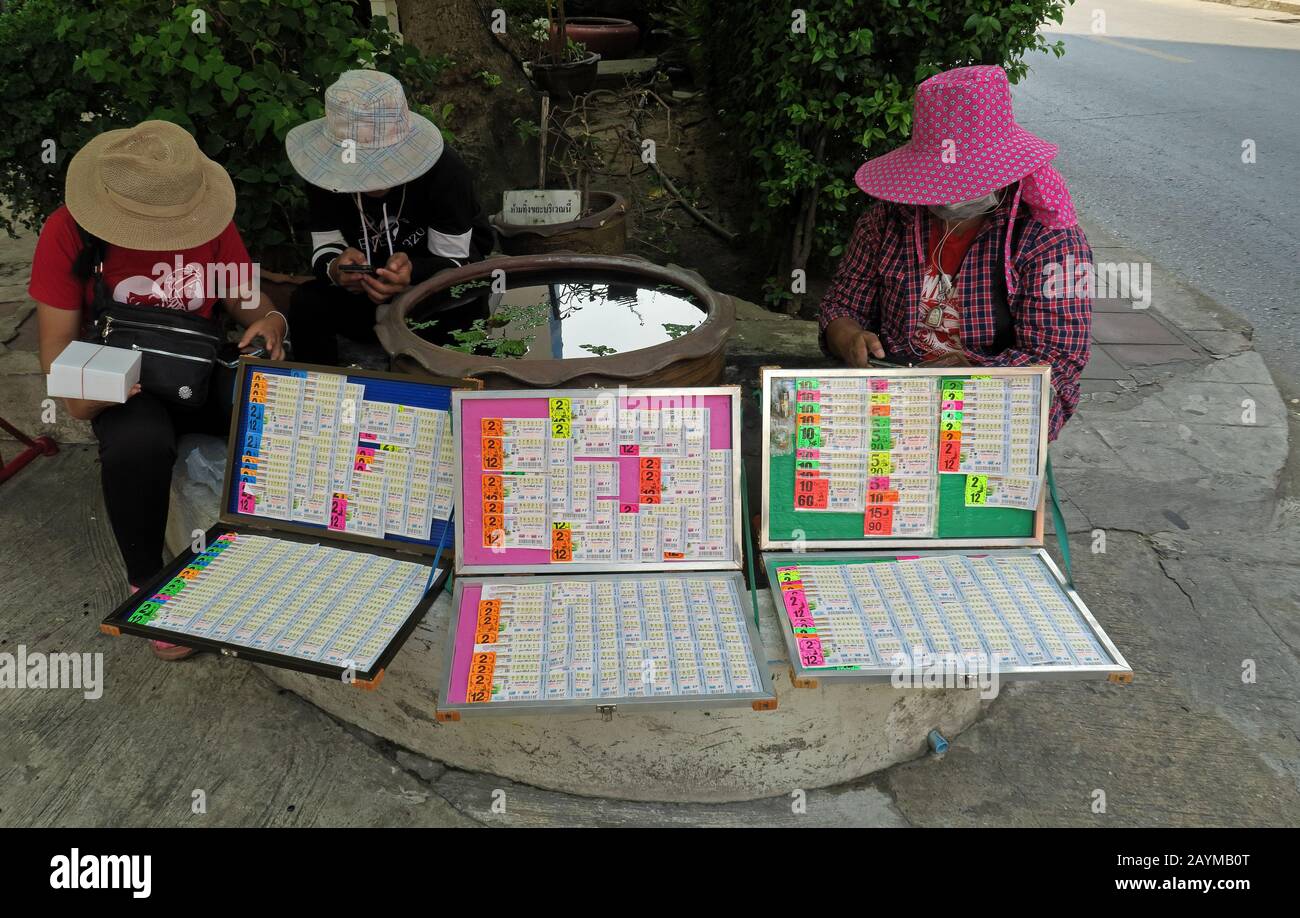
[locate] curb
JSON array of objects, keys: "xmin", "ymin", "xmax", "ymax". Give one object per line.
[{"xmin": 1199, "ymin": 0, "xmax": 1300, "ymax": 17}]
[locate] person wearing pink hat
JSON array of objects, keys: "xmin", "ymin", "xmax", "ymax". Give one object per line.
[{"xmin": 820, "ymin": 65, "xmax": 1092, "ymax": 440}]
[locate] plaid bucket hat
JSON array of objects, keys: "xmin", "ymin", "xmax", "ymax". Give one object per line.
[{"xmin": 286, "ymin": 70, "xmax": 443, "ymax": 193}]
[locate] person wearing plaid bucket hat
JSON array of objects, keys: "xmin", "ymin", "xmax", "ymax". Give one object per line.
[
  {"xmin": 819, "ymin": 65, "xmax": 1093, "ymax": 440},
  {"xmin": 285, "ymin": 70, "xmax": 494, "ymax": 365}
]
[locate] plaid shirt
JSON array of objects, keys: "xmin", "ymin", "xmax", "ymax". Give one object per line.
[{"xmin": 819, "ymin": 197, "xmax": 1093, "ymax": 439}]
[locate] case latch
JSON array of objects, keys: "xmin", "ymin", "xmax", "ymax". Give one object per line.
[
  {"xmin": 597, "ymin": 704, "xmax": 617, "ymax": 722},
  {"xmin": 221, "ymin": 647, "xmax": 238, "ymax": 658}
]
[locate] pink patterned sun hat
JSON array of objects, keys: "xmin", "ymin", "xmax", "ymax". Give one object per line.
[{"xmin": 855, "ymin": 65, "xmax": 1058, "ymax": 206}]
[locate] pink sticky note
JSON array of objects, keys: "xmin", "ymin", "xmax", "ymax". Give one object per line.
[
  {"xmin": 797, "ymin": 637, "xmax": 825, "ymax": 667},
  {"xmin": 328, "ymin": 495, "xmax": 347, "ymax": 531},
  {"xmin": 237, "ymin": 483, "xmax": 256, "ymax": 514}
]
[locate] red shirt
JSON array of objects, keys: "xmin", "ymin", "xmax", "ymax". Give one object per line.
[
  {"xmin": 28, "ymin": 205, "xmax": 252, "ymax": 320},
  {"xmin": 912, "ymin": 214, "xmax": 982, "ymax": 361},
  {"xmin": 818, "ymin": 199, "xmax": 1093, "ymax": 440}
]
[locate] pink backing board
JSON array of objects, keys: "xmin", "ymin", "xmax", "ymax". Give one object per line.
[{"xmin": 457, "ymin": 393, "xmax": 735, "ymax": 568}]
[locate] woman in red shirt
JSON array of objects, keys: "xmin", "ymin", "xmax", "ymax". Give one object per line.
[
  {"xmin": 30, "ymin": 121, "xmax": 286, "ymax": 660},
  {"xmin": 820, "ymin": 66, "xmax": 1092, "ymax": 441}
]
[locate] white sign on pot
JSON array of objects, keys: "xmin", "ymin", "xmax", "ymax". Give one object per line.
[{"xmin": 502, "ymin": 189, "xmax": 582, "ymax": 226}]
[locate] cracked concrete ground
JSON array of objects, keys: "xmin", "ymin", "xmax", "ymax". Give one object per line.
[{"xmin": 2, "ymin": 214, "xmax": 1297, "ymax": 826}]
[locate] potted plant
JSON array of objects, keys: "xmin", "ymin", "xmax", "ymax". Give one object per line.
[{"xmin": 529, "ymin": 0, "xmax": 600, "ymax": 98}]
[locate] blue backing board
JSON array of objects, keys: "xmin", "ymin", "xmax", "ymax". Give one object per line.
[{"xmin": 228, "ymin": 363, "xmax": 454, "ymax": 549}]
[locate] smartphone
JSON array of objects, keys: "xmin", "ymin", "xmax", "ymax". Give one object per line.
[{"xmin": 339, "ymin": 264, "xmax": 380, "ymax": 276}]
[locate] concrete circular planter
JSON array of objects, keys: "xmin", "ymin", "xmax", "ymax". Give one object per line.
[
  {"xmin": 255, "ymin": 591, "xmax": 982, "ymax": 803},
  {"xmin": 376, "ymin": 253, "xmax": 735, "ymax": 388},
  {"xmin": 491, "ymin": 190, "xmax": 627, "ymax": 256}
]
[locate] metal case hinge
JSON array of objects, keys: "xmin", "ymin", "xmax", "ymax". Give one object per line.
[{"xmin": 597, "ymin": 704, "xmax": 617, "ymax": 722}]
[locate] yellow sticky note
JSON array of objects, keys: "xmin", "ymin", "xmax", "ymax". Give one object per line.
[{"xmin": 965, "ymin": 474, "xmax": 989, "ymax": 506}]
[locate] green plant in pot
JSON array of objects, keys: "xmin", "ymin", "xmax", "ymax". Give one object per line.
[{"xmin": 529, "ymin": 0, "xmax": 599, "ymax": 99}]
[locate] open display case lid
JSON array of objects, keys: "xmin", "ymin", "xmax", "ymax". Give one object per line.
[
  {"xmin": 435, "ymin": 571, "xmax": 776, "ymax": 719},
  {"xmin": 761, "ymin": 366, "xmax": 1052, "ymax": 550},
  {"xmin": 224, "ymin": 359, "xmax": 480, "ymax": 557},
  {"xmin": 99, "ymin": 359, "xmax": 481, "ymax": 687},
  {"xmin": 451, "ymin": 386, "xmax": 744, "ymax": 575},
  {"xmin": 763, "ymin": 549, "xmax": 1131, "ymax": 685},
  {"xmin": 101, "ymin": 523, "xmax": 448, "ymax": 686}
]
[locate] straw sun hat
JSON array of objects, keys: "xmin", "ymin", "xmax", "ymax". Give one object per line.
[{"xmin": 65, "ymin": 120, "xmax": 236, "ymax": 251}]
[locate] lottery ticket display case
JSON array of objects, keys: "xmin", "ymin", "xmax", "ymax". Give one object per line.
[
  {"xmin": 101, "ymin": 359, "xmax": 479, "ymax": 688},
  {"xmin": 759, "ymin": 366, "xmax": 1132, "ymax": 687},
  {"xmin": 436, "ymin": 386, "xmax": 777, "ymax": 719}
]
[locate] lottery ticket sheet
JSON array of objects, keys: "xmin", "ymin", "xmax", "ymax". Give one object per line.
[
  {"xmin": 235, "ymin": 367, "xmax": 456, "ymax": 542},
  {"xmin": 788, "ymin": 374, "xmax": 940, "ymax": 535},
  {"xmin": 454, "ymin": 388, "xmax": 742, "ymax": 574},
  {"xmin": 936, "ymin": 374, "xmax": 1042, "ymax": 493},
  {"xmin": 113, "ymin": 531, "xmax": 439, "ymax": 678},
  {"xmin": 764, "ymin": 550, "xmax": 1128, "ymax": 682},
  {"xmin": 762, "ymin": 367, "xmax": 1052, "ymax": 549},
  {"xmin": 439, "ymin": 572, "xmax": 775, "ymax": 714}
]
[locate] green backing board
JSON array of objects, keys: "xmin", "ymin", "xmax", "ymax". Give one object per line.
[{"xmin": 766, "ymin": 372, "xmax": 1035, "ymax": 543}]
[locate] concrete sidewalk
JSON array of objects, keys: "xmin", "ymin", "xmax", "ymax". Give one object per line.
[{"xmin": 2, "ymin": 218, "xmax": 1297, "ymax": 826}]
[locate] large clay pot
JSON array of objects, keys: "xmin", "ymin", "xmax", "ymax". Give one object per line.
[
  {"xmin": 491, "ymin": 190, "xmax": 627, "ymax": 256},
  {"xmin": 530, "ymin": 51, "xmax": 601, "ymax": 99},
  {"xmin": 377, "ymin": 253, "xmax": 735, "ymax": 389},
  {"xmin": 555, "ymin": 17, "xmax": 640, "ymax": 60}
]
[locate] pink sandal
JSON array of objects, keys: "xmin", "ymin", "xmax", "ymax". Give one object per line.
[
  {"xmin": 150, "ymin": 640, "xmax": 197, "ymax": 661},
  {"xmin": 129, "ymin": 587, "xmax": 196, "ymax": 661}
]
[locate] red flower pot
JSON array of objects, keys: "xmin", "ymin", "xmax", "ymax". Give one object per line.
[{"xmin": 553, "ymin": 17, "xmax": 640, "ymax": 60}]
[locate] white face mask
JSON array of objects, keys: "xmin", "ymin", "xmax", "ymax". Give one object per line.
[{"xmin": 929, "ymin": 190, "xmax": 1002, "ymax": 222}]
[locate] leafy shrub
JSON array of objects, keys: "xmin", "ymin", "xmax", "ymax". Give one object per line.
[
  {"xmin": 0, "ymin": 0, "xmax": 452, "ymax": 269},
  {"xmin": 697, "ymin": 0, "xmax": 1074, "ymax": 312}
]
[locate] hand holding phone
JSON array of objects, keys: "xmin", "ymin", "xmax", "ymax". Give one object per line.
[{"xmin": 330, "ymin": 247, "xmax": 372, "ymax": 290}]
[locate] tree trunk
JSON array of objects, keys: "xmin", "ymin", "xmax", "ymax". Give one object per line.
[{"xmin": 396, "ymin": 0, "xmax": 542, "ymax": 212}]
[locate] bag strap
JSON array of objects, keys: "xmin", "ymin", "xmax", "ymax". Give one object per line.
[{"xmin": 1045, "ymin": 453, "xmax": 1074, "ymax": 588}]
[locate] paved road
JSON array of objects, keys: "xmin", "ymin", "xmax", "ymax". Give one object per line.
[{"xmin": 1013, "ymin": 0, "xmax": 1300, "ymax": 392}]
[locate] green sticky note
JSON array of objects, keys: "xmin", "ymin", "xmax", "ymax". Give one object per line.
[
  {"xmin": 965, "ymin": 474, "xmax": 989, "ymax": 506},
  {"xmin": 797, "ymin": 426, "xmax": 822, "ymax": 448}
]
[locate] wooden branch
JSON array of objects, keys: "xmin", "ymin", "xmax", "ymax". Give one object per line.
[{"xmin": 623, "ymin": 124, "xmax": 736, "ymax": 243}]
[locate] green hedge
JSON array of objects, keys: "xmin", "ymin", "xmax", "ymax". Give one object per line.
[
  {"xmin": 0, "ymin": 0, "xmax": 452, "ymax": 269},
  {"xmin": 699, "ymin": 0, "xmax": 1073, "ymax": 312}
]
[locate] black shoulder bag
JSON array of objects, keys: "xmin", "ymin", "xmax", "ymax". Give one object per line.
[{"xmin": 79, "ymin": 228, "xmax": 224, "ymax": 407}]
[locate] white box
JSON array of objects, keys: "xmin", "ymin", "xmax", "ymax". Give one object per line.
[
  {"xmin": 47, "ymin": 341, "xmax": 142, "ymax": 403},
  {"xmin": 46, "ymin": 341, "xmax": 101, "ymax": 400}
]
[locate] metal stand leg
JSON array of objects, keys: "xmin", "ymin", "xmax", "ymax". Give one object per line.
[{"xmin": 0, "ymin": 415, "xmax": 59, "ymax": 484}]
